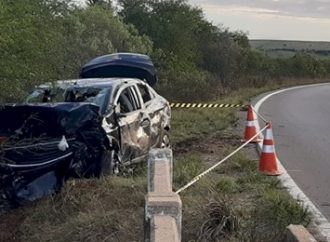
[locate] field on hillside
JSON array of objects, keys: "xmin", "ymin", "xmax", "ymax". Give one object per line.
[{"xmin": 250, "ymin": 39, "xmax": 330, "ymax": 59}]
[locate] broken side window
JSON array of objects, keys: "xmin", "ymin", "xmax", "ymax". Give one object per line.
[
  {"xmin": 117, "ymin": 87, "xmax": 141, "ymax": 113},
  {"xmin": 137, "ymin": 84, "xmax": 152, "ymax": 103}
]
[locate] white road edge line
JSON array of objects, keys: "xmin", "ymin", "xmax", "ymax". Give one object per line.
[{"xmin": 254, "ymin": 83, "xmax": 330, "ymax": 241}]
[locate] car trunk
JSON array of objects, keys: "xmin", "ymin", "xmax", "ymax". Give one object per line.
[{"xmin": 79, "ymin": 53, "xmax": 157, "ymax": 87}]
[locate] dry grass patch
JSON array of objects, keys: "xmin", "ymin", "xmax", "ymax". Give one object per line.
[{"xmin": 1, "ymin": 176, "xmax": 146, "ymax": 242}]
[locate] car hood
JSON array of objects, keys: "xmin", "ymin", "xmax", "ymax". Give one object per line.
[{"xmin": 79, "ymin": 53, "xmax": 157, "ymax": 86}]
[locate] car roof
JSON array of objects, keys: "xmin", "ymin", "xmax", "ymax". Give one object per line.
[{"xmin": 40, "ymin": 78, "xmax": 145, "ymax": 89}]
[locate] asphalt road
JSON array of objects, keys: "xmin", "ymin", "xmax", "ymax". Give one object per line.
[{"xmin": 258, "ymin": 84, "xmax": 330, "ymax": 220}]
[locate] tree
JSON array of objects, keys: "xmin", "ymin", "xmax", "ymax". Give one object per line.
[
  {"xmin": 0, "ymin": 0, "xmax": 71, "ymax": 101},
  {"xmin": 118, "ymin": 0, "xmax": 253, "ymax": 91},
  {"xmin": 119, "ymin": 0, "xmax": 205, "ymax": 63},
  {"xmin": 86, "ymin": 0, "xmax": 112, "ymax": 6},
  {"xmin": 58, "ymin": 4, "xmax": 152, "ymax": 79},
  {"xmin": 0, "ymin": 0, "xmax": 152, "ymax": 102}
]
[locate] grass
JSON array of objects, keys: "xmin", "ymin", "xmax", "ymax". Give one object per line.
[
  {"xmin": 170, "ymin": 108, "xmax": 236, "ymax": 144},
  {"xmin": 1, "ymin": 177, "xmax": 146, "ymax": 242},
  {"xmin": 170, "ymin": 86, "xmax": 274, "ymax": 145},
  {"xmin": 177, "ymin": 152, "xmax": 310, "ymax": 242},
  {"xmin": 173, "ymin": 154, "xmax": 206, "ymax": 189},
  {"xmin": 0, "ymin": 83, "xmax": 313, "ymax": 242},
  {"xmin": 197, "ymin": 198, "xmax": 239, "ymax": 241}
]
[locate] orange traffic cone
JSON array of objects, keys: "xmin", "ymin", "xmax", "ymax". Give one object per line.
[
  {"xmin": 244, "ymin": 105, "xmax": 261, "ymax": 143},
  {"xmin": 259, "ymin": 122, "xmax": 283, "ymax": 176}
]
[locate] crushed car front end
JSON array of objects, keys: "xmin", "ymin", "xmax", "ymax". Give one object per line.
[{"xmin": 0, "ymin": 103, "xmax": 109, "ymax": 204}]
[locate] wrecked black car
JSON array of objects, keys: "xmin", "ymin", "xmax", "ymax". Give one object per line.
[{"xmin": 0, "ymin": 53, "xmax": 171, "ymax": 205}]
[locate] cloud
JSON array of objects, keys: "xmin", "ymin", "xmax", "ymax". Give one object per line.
[
  {"xmin": 199, "ymin": 4, "xmax": 289, "ymax": 16},
  {"xmin": 190, "ymin": 0, "xmax": 330, "ymax": 19},
  {"xmin": 190, "ymin": 1, "xmax": 330, "ymax": 41}
]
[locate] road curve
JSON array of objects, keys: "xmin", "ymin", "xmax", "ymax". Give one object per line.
[{"xmin": 258, "ymin": 84, "xmax": 330, "ymax": 220}]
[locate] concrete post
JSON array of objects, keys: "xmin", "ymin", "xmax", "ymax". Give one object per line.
[
  {"xmin": 285, "ymin": 224, "xmax": 317, "ymax": 242},
  {"xmin": 145, "ymin": 148, "xmax": 182, "ymax": 242},
  {"xmin": 147, "ymin": 148, "xmax": 173, "ymax": 193}
]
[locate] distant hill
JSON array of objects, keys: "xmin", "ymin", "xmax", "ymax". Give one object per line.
[{"xmin": 249, "ymin": 40, "xmax": 330, "ymax": 59}]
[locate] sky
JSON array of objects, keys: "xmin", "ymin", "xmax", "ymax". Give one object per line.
[
  {"xmin": 189, "ymin": 0, "xmax": 330, "ymax": 41},
  {"xmin": 75, "ymin": 0, "xmax": 330, "ymax": 41}
]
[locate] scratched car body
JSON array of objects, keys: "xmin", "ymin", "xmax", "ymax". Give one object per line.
[{"xmin": 0, "ymin": 53, "xmax": 171, "ymax": 205}]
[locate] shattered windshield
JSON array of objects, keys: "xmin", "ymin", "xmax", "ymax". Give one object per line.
[{"xmin": 26, "ymin": 86, "xmax": 111, "ymax": 111}]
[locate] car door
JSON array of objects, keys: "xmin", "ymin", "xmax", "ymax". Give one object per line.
[
  {"xmin": 136, "ymin": 83, "xmax": 168, "ymax": 148},
  {"xmin": 114, "ymin": 85, "xmax": 151, "ymax": 163}
]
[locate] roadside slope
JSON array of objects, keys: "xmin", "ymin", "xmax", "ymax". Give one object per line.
[{"xmin": 0, "ymin": 86, "xmax": 314, "ymax": 242}]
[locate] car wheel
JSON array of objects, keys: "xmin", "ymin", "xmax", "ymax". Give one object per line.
[
  {"xmin": 160, "ymin": 131, "xmax": 171, "ymax": 148},
  {"xmin": 100, "ymin": 149, "xmax": 120, "ymax": 176}
]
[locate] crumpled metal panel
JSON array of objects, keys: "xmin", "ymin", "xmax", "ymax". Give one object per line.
[
  {"xmin": 145, "ymin": 96, "xmax": 171, "ymax": 149},
  {"xmin": 118, "ymin": 111, "xmax": 151, "ymax": 163},
  {"xmin": 119, "ymin": 96, "xmax": 170, "ymax": 163},
  {"xmin": 100, "ymin": 94, "xmax": 170, "ymax": 166},
  {"xmin": 0, "ymin": 86, "xmax": 171, "ymax": 210},
  {"xmin": 0, "ymin": 103, "xmax": 108, "ymax": 206}
]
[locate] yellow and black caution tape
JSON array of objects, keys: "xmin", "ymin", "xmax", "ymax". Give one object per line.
[{"xmin": 170, "ymin": 103, "xmax": 245, "ymax": 108}]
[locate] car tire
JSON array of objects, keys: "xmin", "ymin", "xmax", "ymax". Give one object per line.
[{"xmin": 100, "ymin": 149, "xmax": 118, "ymax": 176}]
